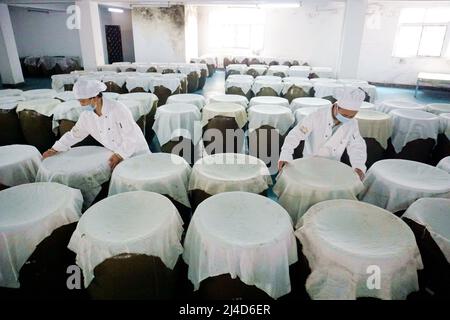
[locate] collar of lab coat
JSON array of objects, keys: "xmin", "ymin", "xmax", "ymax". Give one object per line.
[{"xmin": 98, "ymin": 97, "xmax": 112, "ymax": 116}]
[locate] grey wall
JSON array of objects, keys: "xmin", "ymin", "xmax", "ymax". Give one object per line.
[
  {"xmin": 9, "ymin": 5, "xmax": 82, "ymax": 58},
  {"xmin": 99, "ymin": 6, "xmax": 135, "ymax": 64}
]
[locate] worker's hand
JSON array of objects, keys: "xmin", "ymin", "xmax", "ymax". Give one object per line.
[
  {"xmin": 109, "ymin": 153, "xmax": 123, "ymax": 170},
  {"xmin": 278, "ymin": 160, "xmax": 288, "ymax": 172},
  {"xmin": 42, "ymin": 148, "xmax": 58, "ymax": 159},
  {"xmin": 354, "ymin": 168, "xmax": 365, "ymax": 181}
]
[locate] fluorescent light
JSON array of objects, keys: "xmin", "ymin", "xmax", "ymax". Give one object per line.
[
  {"xmin": 108, "ymin": 8, "xmax": 124, "ymax": 13},
  {"xmin": 258, "ymin": 2, "xmax": 302, "ymax": 8}
]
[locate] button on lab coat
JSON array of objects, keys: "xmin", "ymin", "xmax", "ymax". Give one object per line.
[
  {"xmin": 279, "ymin": 107, "xmax": 367, "ymax": 172},
  {"xmin": 52, "ymin": 98, "xmax": 150, "ymax": 159}
]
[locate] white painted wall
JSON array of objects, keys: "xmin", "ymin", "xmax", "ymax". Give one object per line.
[
  {"xmin": 197, "ymin": 3, "xmax": 345, "ymax": 69},
  {"xmin": 8, "ymin": 5, "xmax": 82, "ymax": 58},
  {"xmin": 358, "ymin": 1, "xmax": 450, "ymax": 85},
  {"xmin": 99, "ymin": 6, "xmax": 135, "ymax": 64},
  {"xmin": 0, "ymin": 4, "xmax": 24, "ymax": 85}
]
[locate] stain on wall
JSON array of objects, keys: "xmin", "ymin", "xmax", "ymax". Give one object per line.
[{"xmin": 132, "ymin": 5, "xmax": 186, "ymax": 62}]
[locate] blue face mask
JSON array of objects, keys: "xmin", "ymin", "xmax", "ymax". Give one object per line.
[
  {"xmin": 83, "ymin": 104, "xmax": 95, "ymax": 112},
  {"xmin": 335, "ymin": 106, "xmax": 351, "ymax": 124},
  {"xmin": 336, "ymin": 112, "xmax": 350, "ymax": 124}
]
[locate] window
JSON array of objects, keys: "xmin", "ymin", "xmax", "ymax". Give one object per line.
[
  {"xmin": 207, "ymin": 8, "xmax": 265, "ymax": 52},
  {"xmin": 393, "ymin": 7, "xmax": 450, "ymax": 58}
]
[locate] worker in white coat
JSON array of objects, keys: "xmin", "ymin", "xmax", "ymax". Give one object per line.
[
  {"xmin": 42, "ymin": 79, "xmax": 150, "ymax": 169},
  {"xmin": 278, "ymin": 87, "xmax": 367, "ymax": 180}
]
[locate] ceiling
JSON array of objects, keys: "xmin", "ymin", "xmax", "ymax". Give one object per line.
[{"xmin": 3, "ymin": 0, "xmax": 450, "ymax": 11}]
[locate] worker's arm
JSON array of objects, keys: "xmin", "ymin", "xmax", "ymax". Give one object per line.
[
  {"xmin": 46, "ymin": 113, "xmax": 90, "ymax": 156},
  {"xmin": 347, "ymin": 124, "xmax": 367, "ymax": 179},
  {"xmin": 278, "ymin": 115, "xmax": 314, "ymax": 170}
]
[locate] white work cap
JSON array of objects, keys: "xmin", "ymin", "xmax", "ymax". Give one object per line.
[
  {"xmin": 73, "ymin": 79, "xmax": 107, "ymax": 99},
  {"xmin": 335, "ymin": 87, "xmax": 366, "ymax": 111}
]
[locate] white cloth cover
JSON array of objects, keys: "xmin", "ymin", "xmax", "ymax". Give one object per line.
[
  {"xmin": 109, "ymin": 153, "xmax": 191, "ymax": 207},
  {"xmin": 0, "ymin": 96, "xmax": 26, "ymax": 111},
  {"xmin": 102, "ymin": 92, "xmax": 120, "ymax": 100},
  {"xmin": 389, "ymin": 109, "xmax": 440, "ymax": 153},
  {"xmin": 437, "ymin": 156, "xmax": 450, "ymax": 173},
  {"xmin": 183, "ymin": 191, "xmax": 297, "ymax": 299},
  {"xmin": 355, "ymin": 110, "xmax": 393, "ymax": 149},
  {"xmin": 0, "ymin": 89, "xmax": 23, "ymax": 98},
  {"xmin": 77, "ymin": 74, "xmax": 104, "ymax": 83},
  {"xmin": 97, "ymin": 64, "xmax": 119, "ymax": 72},
  {"xmin": 201, "ymin": 102, "xmax": 247, "ymax": 128},
  {"xmin": 226, "ymin": 64, "xmax": 248, "ymax": 74},
  {"xmin": 120, "ymin": 99, "xmax": 152, "ymax": 121},
  {"xmin": 117, "ymin": 92, "xmax": 158, "ymax": 111},
  {"xmin": 377, "ymin": 100, "xmax": 425, "ymax": 114},
  {"xmin": 102, "ymin": 74, "xmax": 127, "ymax": 87},
  {"xmin": 249, "ymin": 96, "xmax": 289, "ymax": 108},
  {"xmin": 247, "ymin": 64, "xmax": 268, "ymax": 75},
  {"xmin": 361, "ymin": 102, "xmax": 375, "ymax": 110},
  {"xmin": 439, "ymin": 113, "xmax": 450, "ymax": 139},
  {"xmin": 52, "ymin": 100, "xmax": 82, "ymax": 132},
  {"xmin": 166, "ymin": 94, "xmax": 206, "ymax": 111},
  {"xmin": 311, "ymin": 67, "xmax": 333, "ymax": 78},
  {"xmin": 36, "ymin": 146, "xmax": 113, "ymax": 208},
  {"xmin": 125, "ymin": 76, "xmax": 150, "ymax": 92},
  {"xmin": 359, "ymin": 159, "xmax": 450, "ymax": 212},
  {"xmin": 149, "ymin": 77, "xmax": 181, "ymax": 94},
  {"xmin": 255, "ymin": 75, "xmax": 282, "ymax": 82},
  {"xmin": 55, "ymin": 91, "xmax": 76, "ymax": 102},
  {"xmin": 345, "ymin": 83, "xmax": 377, "ymax": 103},
  {"xmin": 288, "ymin": 66, "xmax": 311, "ymax": 77},
  {"xmin": 22, "ymin": 89, "xmax": 57, "ymax": 100},
  {"xmin": 310, "ymin": 78, "xmax": 337, "ymax": 83},
  {"xmin": 266, "ymin": 65, "xmax": 290, "ymax": 76},
  {"xmin": 153, "ymin": 103, "xmax": 202, "ymax": 146},
  {"xmin": 313, "ymin": 83, "xmax": 344, "ymax": 98},
  {"xmin": 68, "ymin": 191, "xmax": 184, "ymax": 287},
  {"xmin": 192, "ymin": 63, "xmax": 209, "ymax": 76},
  {"xmin": 177, "ymin": 64, "xmax": 201, "ymax": 76},
  {"xmin": 296, "ymin": 199, "xmax": 422, "ymax": 300},
  {"xmin": 273, "ymin": 157, "xmax": 364, "ymax": 225},
  {"xmin": 225, "ymin": 78, "xmax": 253, "ymax": 95},
  {"xmin": 427, "ymin": 103, "xmax": 450, "ymax": 115},
  {"xmin": 281, "ymin": 79, "xmax": 312, "ymax": 95},
  {"xmin": 51, "ymin": 74, "xmax": 78, "ymax": 92},
  {"xmin": 252, "ymin": 79, "xmax": 284, "ymax": 95},
  {"xmin": 294, "ymin": 108, "xmax": 321, "ymax": 125},
  {"xmin": 208, "ymin": 94, "xmax": 249, "ymax": 108},
  {"xmin": 189, "ymin": 153, "xmax": 272, "ymax": 195},
  {"xmin": 226, "ymin": 74, "xmax": 254, "ymax": 81},
  {"xmin": 290, "ymin": 97, "xmax": 331, "ymax": 112},
  {"xmin": 0, "ymin": 182, "xmax": 83, "ymax": 288},
  {"xmin": 248, "ymin": 105, "xmax": 294, "ymax": 135},
  {"xmin": 403, "ymin": 198, "xmax": 450, "ymax": 263},
  {"xmin": 16, "ymin": 98, "xmax": 61, "ymax": 117},
  {"xmin": 0, "ymin": 145, "xmax": 42, "ymax": 187}
]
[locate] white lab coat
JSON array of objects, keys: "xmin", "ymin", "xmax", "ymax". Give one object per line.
[
  {"xmin": 52, "ymin": 98, "xmax": 150, "ymax": 159},
  {"xmin": 279, "ymin": 106, "xmax": 367, "ymax": 172}
]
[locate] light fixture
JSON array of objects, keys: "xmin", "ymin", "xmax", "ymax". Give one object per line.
[
  {"xmin": 258, "ymin": 2, "xmax": 302, "ymax": 9},
  {"xmin": 108, "ymin": 8, "xmax": 124, "ymax": 13}
]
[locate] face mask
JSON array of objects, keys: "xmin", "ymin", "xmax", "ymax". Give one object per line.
[
  {"xmin": 83, "ymin": 104, "xmax": 95, "ymax": 112},
  {"xmin": 335, "ymin": 106, "xmax": 351, "ymax": 124},
  {"xmin": 336, "ymin": 112, "xmax": 350, "ymax": 124}
]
